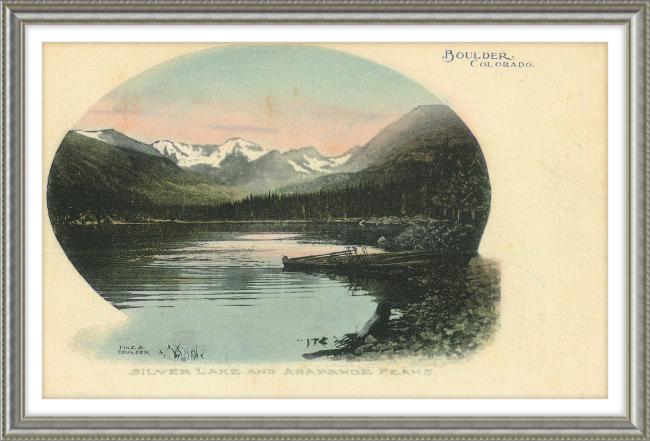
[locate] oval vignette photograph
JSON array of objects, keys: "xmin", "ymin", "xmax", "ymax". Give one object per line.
[{"xmin": 45, "ymin": 44, "xmax": 500, "ymax": 365}]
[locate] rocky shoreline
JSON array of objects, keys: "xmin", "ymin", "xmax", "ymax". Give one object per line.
[{"xmin": 303, "ymin": 256, "xmax": 501, "ymax": 361}]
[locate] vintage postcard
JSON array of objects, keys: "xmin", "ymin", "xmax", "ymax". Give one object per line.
[{"xmin": 41, "ymin": 42, "xmax": 608, "ymax": 399}]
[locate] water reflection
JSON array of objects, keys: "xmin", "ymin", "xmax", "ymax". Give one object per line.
[
  {"xmin": 58, "ymin": 223, "xmax": 499, "ymax": 363},
  {"xmin": 67, "ymin": 226, "xmax": 382, "ymax": 363}
]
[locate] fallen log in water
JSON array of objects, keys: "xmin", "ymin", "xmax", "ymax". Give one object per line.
[{"xmin": 283, "ymin": 250, "xmax": 475, "ymax": 277}]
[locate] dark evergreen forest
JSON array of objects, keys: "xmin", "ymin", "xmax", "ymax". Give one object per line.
[{"xmin": 205, "ymin": 177, "xmax": 485, "ymax": 226}]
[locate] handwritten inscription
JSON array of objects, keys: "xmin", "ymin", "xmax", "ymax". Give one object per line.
[
  {"xmin": 116, "ymin": 343, "xmax": 207, "ymax": 361},
  {"xmin": 442, "ymin": 50, "xmax": 534, "ymax": 68}
]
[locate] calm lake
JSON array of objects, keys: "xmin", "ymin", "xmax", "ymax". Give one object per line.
[
  {"xmin": 65, "ymin": 224, "xmax": 388, "ymax": 363},
  {"xmin": 58, "ymin": 222, "xmax": 500, "ymax": 364}
]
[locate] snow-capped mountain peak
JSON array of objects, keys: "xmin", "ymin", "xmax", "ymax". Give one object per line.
[
  {"xmin": 287, "ymin": 160, "xmax": 311, "ymax": 174},
  {"xmin": 281, "ymin": 146, "xmax": 352, "ymax": 174},
  {"xmin": 151, "ymin": 138, "xmax": 267, "ymax": 168},
  {"xmin": 73, "ymin": 129, "xmax": 163, "ymax": 157},
  {"xmin": 220, "ymin": 138, "xmax": 265, "ymax": 155},
  {"xmin": 74, "ymin": 129, "xmax": 110, "ymax": 142},
  {"xmin": 69, "ymin": 128, "xmax": 357, "ymax": 193},
  {"xmin": 151, "ymin": 140, "xmax": 192, "ymax": 158},
  {"xmin": 330, "ymin": 153, "xmax": 352, "ymax": 166}
]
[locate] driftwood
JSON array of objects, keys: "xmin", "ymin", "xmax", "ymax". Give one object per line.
[{"xmin": 283, "ymin": 250, "xmax": 475, "ymax": 277}]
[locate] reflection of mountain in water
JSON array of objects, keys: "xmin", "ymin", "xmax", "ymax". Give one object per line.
[{"xmin": 304, "ymin": 256, "xmax": 500, "ymax": 361}]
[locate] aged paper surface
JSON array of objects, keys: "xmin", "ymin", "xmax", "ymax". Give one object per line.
[{"xmin": 42, "ymin": 42, "xmax": 607, "ymax": 399}]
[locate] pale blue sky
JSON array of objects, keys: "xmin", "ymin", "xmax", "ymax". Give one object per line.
[{"xmin": 78, "ymin": 44, "xmax": 442, "ymax": 155}]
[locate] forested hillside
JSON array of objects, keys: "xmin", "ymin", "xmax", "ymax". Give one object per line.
[
  {"xmin": 47, "ymin": 131, "xmax": 248, "ymax": 227},
  {"xmin": 47, "ymin": 105, "xmax": 491, "ymax": 254},
  {"xmin": 210, "ymin": 106, "xmax": 491, "ymax": 232}
]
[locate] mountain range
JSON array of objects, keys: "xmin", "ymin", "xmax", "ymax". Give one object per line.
[
  {"xmin": 68, "ymin": 104, "xmax": 467, "ymax": 195},
  {"xmin": 48, "ymin": 105, "xmax": 492, "ymax": 246},
  {"xmin": 46, "ymin": 131, "xmax": 249, "ymax": 226},
  {"xmin": 72, "ymin": 130, "xmax": 356, "ymax": 193}
]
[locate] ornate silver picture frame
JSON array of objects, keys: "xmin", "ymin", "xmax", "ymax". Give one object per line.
[{"xmin": 2, "ymin": 1, "xmax": 648, "ymax": 438}]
